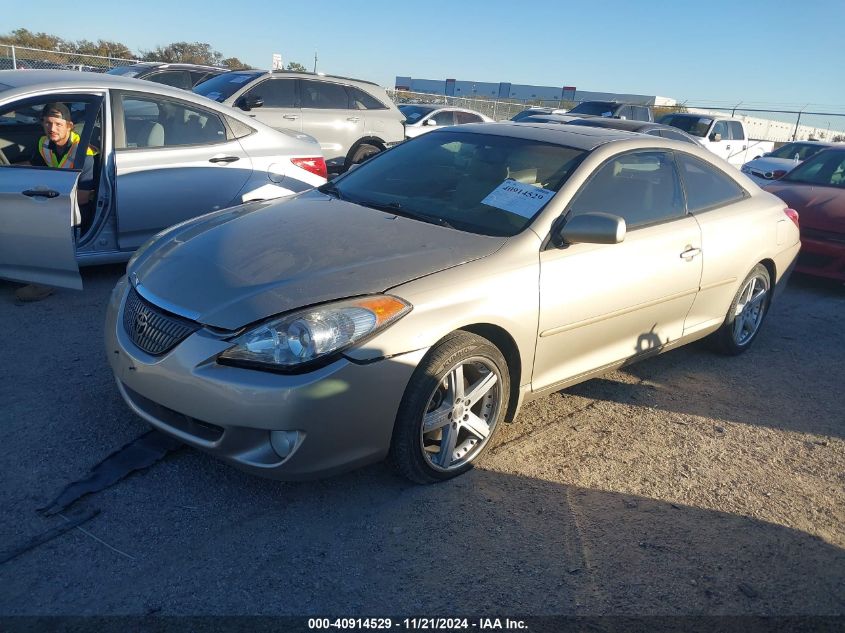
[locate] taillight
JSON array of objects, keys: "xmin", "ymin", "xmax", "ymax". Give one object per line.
[
  {"xmin": 291, "ymin": 157, "xmax": 327, "ymax": 180},
  {"xmin": 784, "ymin": 208, "xmax": 799, "ymax": 229}
]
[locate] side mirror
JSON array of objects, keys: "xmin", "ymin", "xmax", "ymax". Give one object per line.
[
  {"xmin": 558, "ymin": 212, "xmax": 626, "ymax": 245},
  {"xmin": 617, "ymin": 115, "xmax": 627, "ymax": 120},
  {"xmin": 425, "ymin": 119, "xmax": 438, "ymax": 126},
  {"xmin": 236, "ymin": 96, "xmax": 264, "ymax": 111},
  {"xmin": 709, "ymin": 132, "xmax": 722, "ymax": 142}
]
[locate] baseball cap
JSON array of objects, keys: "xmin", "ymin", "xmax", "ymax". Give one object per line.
[{"xmin": 41, "ymin": 102, "xmax": 72, "ymax": 121}]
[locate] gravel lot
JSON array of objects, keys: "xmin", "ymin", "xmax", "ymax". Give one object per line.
[{"xmin": 0, "ymin": 266, "xmax": 843, "ymax": 617}]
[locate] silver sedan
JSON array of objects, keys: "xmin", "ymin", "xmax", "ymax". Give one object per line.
[
  {"xmin": 105, "ymin": 123, "xmax": 800, "ymax": 483},
  {"xmin": 0, "ymin": 70, "xmax": 327, "ymax": 290}
]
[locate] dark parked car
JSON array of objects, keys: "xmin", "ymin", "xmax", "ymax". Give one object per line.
[
  {"xmin": 107, "ymin": 63, "xmax": 229, "ymax": 91},
  {"xmin": 567, "ymin": 100, "xmax": 654, "ymax": 122},
  {"xmin": 764, "ymin": 148, "xmax": 845, "ymax": 282},
  {"xmin": 565, "ymin": 117, "xmax": 703, "ymax": 145},
  {"xmin": 516, "ymin": 115, "xmax": 701, "ymax": 146}
]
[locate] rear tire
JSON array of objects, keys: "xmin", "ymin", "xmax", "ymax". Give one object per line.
[
  {"xmin": 346, "ymin": 142, "xmax": 381, "ymax": 169},
  {"xmin": 710, "ymin": 264, "xmax": 772, "ymax": 355},
  {"xmin": 388, "ymin": 331, "xmax": 509, "ymax": 484}
]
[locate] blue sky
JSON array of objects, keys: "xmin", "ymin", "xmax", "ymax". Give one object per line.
[{"xmin": 8, "ymin": 0, "xmax": 845, "ymax": 124}]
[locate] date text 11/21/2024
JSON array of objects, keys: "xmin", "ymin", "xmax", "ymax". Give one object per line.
[{"xmin": 307, "ymin": 618, "xmax": 528, "ymax": 630}]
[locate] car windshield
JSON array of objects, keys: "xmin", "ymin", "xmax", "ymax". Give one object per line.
[
  {"xmin": 659, "ymin": 115, "xmax": 713, "ymax": 137},
  {"xmin": 325, "ymin": 131, "xmax": 586, "ymax": 237},
  {"xmin": 106, "ymin": 66, "xmax": 145, "ymax": 77},
  {"xmin": 768, "ymin": 143, "xmax": 828, "ymax": 161},
  {"xmin": 569, "ymin": 102, "xmax": 616, "ymax": 116},
  {"xmin": 399, "ymin": 105, "xmax": 436, "ymax": 122},
  {"xmin": 193, "ymin": 71, "xmax": 264, "ymax": 102},
  {"xmin": 780, "ymin": 149, "xmax": 845, "ymax": 188}
]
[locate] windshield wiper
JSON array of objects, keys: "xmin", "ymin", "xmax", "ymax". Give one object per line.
[
  {"xmin": 357, "ymin": 200, "xmax": 456, "ymax": 229},
  {"xmin": 318, "ymin": 182, "xmax": 344, "ymax": 200}
]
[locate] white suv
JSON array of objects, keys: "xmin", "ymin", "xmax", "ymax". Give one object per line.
[{"xmin": 195, "ymin": 70, "xmax": 405, "ymax": 170}]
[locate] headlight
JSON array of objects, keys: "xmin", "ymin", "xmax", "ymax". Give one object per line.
[{"xmin": 218, "ymin": 295, "xmax": 412, "ymax": 372}]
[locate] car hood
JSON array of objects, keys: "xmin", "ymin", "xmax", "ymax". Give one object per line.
[
  {"xmin": 128, "ymin": 191, "xmax": 507, "ymax": 330},
  {"xmin": 742, "ymin": 157, "xmax": 799, "ymax": 178},
  {"xmin": 764, "ymin": 182, "xmax": 845, "ymax": 233}
]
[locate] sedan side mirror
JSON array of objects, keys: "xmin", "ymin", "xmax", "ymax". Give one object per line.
[
  {"xmin": 709, "ymin": 132, "xmax": 722, "ymax": 142},
  {"xmin": 425, "ymin": 119, "xmax": 438, "ymax": 126},
  {"xmin": 558, "ymin": 212, "xmax": 626, "ymax": 245}
]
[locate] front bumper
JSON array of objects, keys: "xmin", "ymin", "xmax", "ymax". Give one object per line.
[
  {"xmin": 795, "ymin": 234, "xmax": 845, "ymax": 282},
  {"xmin": 105, "ymin": 277, "xmax": 427, "ymax": 480}
]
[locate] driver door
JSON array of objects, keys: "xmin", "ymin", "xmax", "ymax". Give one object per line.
[{"xmin": 0, "ymin": 93, "xmax": 103, "ymax": 289}]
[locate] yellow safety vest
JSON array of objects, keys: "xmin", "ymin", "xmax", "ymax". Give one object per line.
[{"xmin": 38, "ymin": 130, "xmax": 96, "ymax": 169}]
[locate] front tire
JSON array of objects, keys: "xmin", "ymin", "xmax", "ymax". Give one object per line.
[
  {"xmin": 710, "ymin": 264, "xmax": 772, "ymax": 355},
  {"xmin": 388, "ymin": 331, "xmax": 510, "ymax": 484}
]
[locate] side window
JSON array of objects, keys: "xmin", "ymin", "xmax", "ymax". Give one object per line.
[
  {"xmin": 634, "ymin": 106, "xmax": 651, "ymax": 121},
  {"xmin": 147, "ymin": 71, "xmax": 193, "ymax": 91},
  {"xmin": 455, "ymin": 111, "xmax": 483, "ymax": 124},
  {"xmin": 0, "ymin": 97, "xmax": 99, "ymax": 166},
  {"xmin": 243, "ymin": 79, "xmax": 297, "ymax": 108},
  {"xmin": 676, "ymin": 153, "xmax": 746, "ymax": 212},
  {"xmin": 225, "ymin": 115, "xmax": 255, "ymax": 140},
  {"xmin": 728, "ymin": 121, "xmax": 745, "ymax": 141},
  {"xmin": 712, "ymin": 121, "xmax": 729, "ymax": 140},
  {"xmin": 120, "ymin": 94, "xmax": 227, "ymax": 148},
  {"xmin": 348, "ymin": 86, "xmax": 387, "ymax": 110},
  {"xmin": 618, "ymin": 106, "xmax": 634, "ymax": 119},
  {"xmin": 568, "ymin": 151, "xmax": 685, "ymax": 228},
  {"xmin": 301, "ymin": 80, "xmax": 350, "ymax": 109},
  {"xmin": 431, "ymin": 110, "xmax": 455, "ymax": 126}
]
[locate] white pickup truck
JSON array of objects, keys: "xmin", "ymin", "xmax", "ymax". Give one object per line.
[{"xmin": 658, "ymin": 113, "xmax": 774, "ymax": 168}]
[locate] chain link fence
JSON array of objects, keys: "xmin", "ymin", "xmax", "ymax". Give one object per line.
[
  {"xmin": 387, "ymin": 89, "xmax": 845, "ymax": 143},
  {"xmin": 386, "ymin": 89, "xmax": 571, "ymax": 122},
  {"xmin": 0, "ymin": 44, "xmax": 139, "ymax": 72}
]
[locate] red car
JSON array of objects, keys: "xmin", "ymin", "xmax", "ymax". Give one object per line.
[{"xmin": 765, "ymin": 148, "xmax": 845, "ymax": 282}]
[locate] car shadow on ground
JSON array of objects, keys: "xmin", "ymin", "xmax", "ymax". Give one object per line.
[
  {"xmin": 1, "ymin": 460, "xmax": 843, "ymax": 616},
  {"xmin": 560, "ymin": 274, "xmax": 844, "ymax": 441}
]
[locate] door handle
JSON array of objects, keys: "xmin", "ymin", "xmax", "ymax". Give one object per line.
[
  {"xmin": 347, "ymin": 117, "xmax": 361, "ymax": 123},
  {"xmin": 726, "ymin": 145, "xmax": 731, "ymax": 150},
  {"xmin": 22, "ymin": 189, "xmax": 60, "ymax": 198},
  {"xmin": 680, "ymin": 246, "xmax": 702, "ymax": 261},
  {"xmin": 282, "ymin": 114, "xmax": 299, "ymax": 120},
  {"xmin": 209, "ymin": 156, "xmax": 240, "ymax": 164}
]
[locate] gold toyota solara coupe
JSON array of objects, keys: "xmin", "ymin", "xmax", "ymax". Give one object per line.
[{"xmin": 106, "ymin": 122, "xmax": 800, "ymax": 483}]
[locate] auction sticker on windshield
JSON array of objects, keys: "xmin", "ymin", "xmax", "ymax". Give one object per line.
[{"xmin": 481, "ymin": 179, "xmax": 555, "ymax": 218}]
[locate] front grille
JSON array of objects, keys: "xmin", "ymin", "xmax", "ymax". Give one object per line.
[{"xmin": 123, "ymin": 287, "xmax": 199, "ymax": 355}]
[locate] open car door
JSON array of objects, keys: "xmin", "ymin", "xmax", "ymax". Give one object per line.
[{"xmin": 0, "ymin": 167, "xmax": 82, "ymax": 289}]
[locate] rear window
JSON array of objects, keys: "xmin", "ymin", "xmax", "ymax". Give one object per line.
[
  {"xmin": 193, "ymin": 71, "xmax": 264, "ymax": 102},
  {"xmin": 569, "ymin": 102, "xmax": 617, "ymax": 116},
  {"xmin": 659, "ymin": 115, "xmax": 712, "ymax": 137}
]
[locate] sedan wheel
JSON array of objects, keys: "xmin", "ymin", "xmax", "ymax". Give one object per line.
[
  {"xmin": 389, "ymin": 331, "xmax": 509, "ymax": 483},
  {"xmin": 711, "ymin": 264, "xmax": 772, "ymax": 355}
]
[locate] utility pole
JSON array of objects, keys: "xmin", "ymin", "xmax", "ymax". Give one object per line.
[
  {"xmin": 313, "ymin": 51, "xmax": 318, "ymax": 73},
  {"xmin": 792, "ymin": 105, "xmax": 807, "ymax": 141}
]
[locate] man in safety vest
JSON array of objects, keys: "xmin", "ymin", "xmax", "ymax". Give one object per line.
[{"xmin": 16, "ymin": 102, "xmax": 98, "ymax": 302}]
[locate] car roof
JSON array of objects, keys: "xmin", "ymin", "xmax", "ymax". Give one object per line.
[
  {"xmin": 226, "ymin": 69, "xmax": 381, "ymax": 87},
  {"xmin": 448, "ymin": 121, "xmax": 643, "ymax": 151},
  {"xmin": 567, "ymin": 118, "xmax": 658, "ymax": 132},
  {"xmin": 0, "ymin": 69, "xmax": 232, "ymax": 105}
]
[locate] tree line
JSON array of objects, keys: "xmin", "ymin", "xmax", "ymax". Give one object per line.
[{"xmin": 0, "ymin": 28, "xmax": 308, "ymax": 71}]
